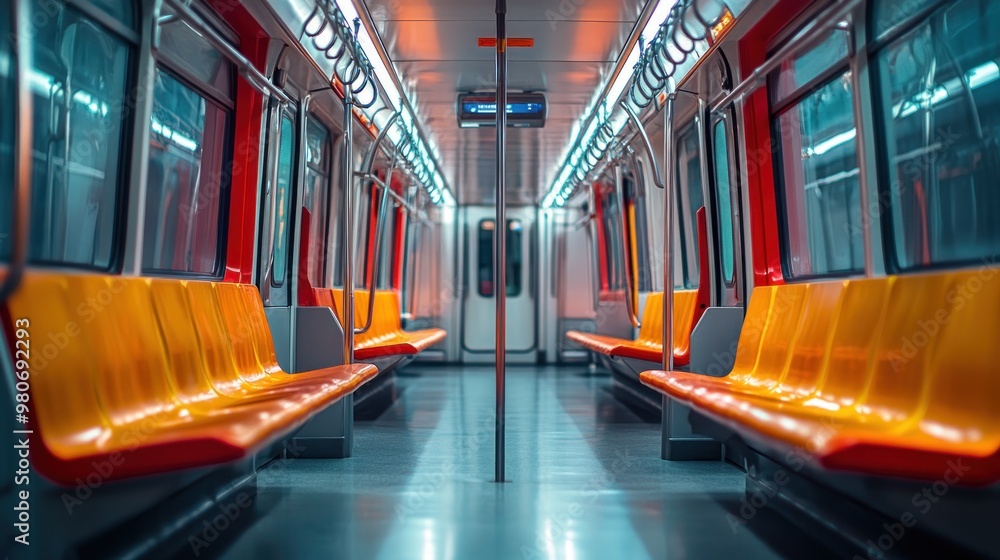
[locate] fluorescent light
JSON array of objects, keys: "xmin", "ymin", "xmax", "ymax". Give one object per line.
[
  {"xmin": 336, "ymin": 0, "xmax": 398, "ymax": 111},
  {"xmin": 151, "ymin": 119, "xmax": 199, "ymax": 152},
  {"xmin": 896, "ymin": 61, "xmax": 998, "ymax": 118},
  {"xmin": 543, "ymin": 0, "xmax": 679, "ymax": 207},
  {"xmin": 968, "ymin": 60, "xmax": 999, "ymax": 89},
  {"xmin": 810, "ymin": 129, "xmax": 856, "ymax": 157}
]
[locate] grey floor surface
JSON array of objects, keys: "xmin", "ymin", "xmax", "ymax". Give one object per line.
[{"xmin": 210, "ymin": 365, "xmax": 834, "ymax": 560}]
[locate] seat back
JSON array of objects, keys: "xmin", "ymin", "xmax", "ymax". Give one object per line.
[
  {"xmin": 922, "ymin": 269, "xmax": 1000, "ymax": 442},
  {"xmin": 374, "ymin": 291, "xmax": 404, "ymax": 334},
  {"xmin": 778, "ymin": 281, "xmax": 846, "ymax": 396},
  {"xmin": 67, "ymin": 276, "xmax": 177, "ymax": 427},
  {"xmin": 234, "ymin": 284, "xmax": 282, "ymax": 373},
  {"xmin": 729, "ymin": 286, "xmax": 775, "ymax": 379},
  {"xmin": 860, "ymin": 274, "xmax": 952, "ymax": 421},
  {"xmin": 818, "ymin": 278, "xmax": 893, "ymax": 406},
  {"xmin": 185, "ymin": 281, "xmax": 257, "ymax": 391},
  {"xmin": 149, "ymin": 279, "xmax": 221, "ymax": 404},
  {"xmin": 739, "ymin": 283, "xmax": 808, "ymax": 388},
  {"xmin": 633, "ymin": 290, "xmax": 698, "ymax": 358},
  {"xmin": 636, "ymin": 292, "xmax": 663, "ymax": 346},
  {"xmin": 4, "ymin": 273, "xmax": 108, "ymax": 454},
  {"xmin": 214, "ymin": 283, "xmax": 273, "ymax": 383}
]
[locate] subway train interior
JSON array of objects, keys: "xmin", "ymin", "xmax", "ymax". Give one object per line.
[{"xmin": 1, "ymin": 0, "xmax": 999, "ymax": 558}]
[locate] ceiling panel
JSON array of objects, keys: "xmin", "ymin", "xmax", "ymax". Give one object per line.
[{"xmin": 360, "ymin": 0, "xmax": 647, "ymax": 205}]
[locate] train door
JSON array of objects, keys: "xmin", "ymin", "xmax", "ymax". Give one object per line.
[
  {"xmin": 462, "ymin": 206, "xmax": 536, "ymax": 363},
  {"xmin": 257, "ymin": 102, "xmax": 298, "ymax": 307},
  {"xmin": 708, "ymin": 107, "xmax": 746, "ymax": 306}
]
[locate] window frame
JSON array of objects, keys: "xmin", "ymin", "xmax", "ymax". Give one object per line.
[
  {"xmin": 142, "ymin": 64, "xmax": 235, "ymax": 278},
  {"xmin": 674, "ymin": 119, "xmax": 705, "ymax": 289},
  {"xmin": 709, "ymin": 111, "xmax": 739, "ymax": 289},
  {"xmin": 768, "ymin": 28, "xmax": 864, "ymax": 281},
  {"xmin": 867, "ymin": 0, "xmax": 999, "ymax": 273},
  {"xmin": 11, "ymin": 1, "xmax": 138, "ymax": 272}
]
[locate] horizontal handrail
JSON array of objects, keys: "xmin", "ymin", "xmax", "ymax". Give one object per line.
[
  {"xmin": 163, "ymin": 0, "xmax": 292, "ymax": 105},
  {"xmin": 710, "ymin": 0, "xmax": 860, "ymax": 112}
]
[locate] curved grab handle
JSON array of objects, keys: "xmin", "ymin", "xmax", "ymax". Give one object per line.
[
  {"xmin": 1, "ymin": 0, "xmax": 33, "ymax": 303},
  {"xmin": 356, "ymin": 170, "xmax": 393, "ymax": 335},
  {"xmin": 619, "ymin": 100, "xmax": 664, "ymax": 189},
  {"xmin": 355, "ymin": 115, "xmax": 401, "ymax": 335}
]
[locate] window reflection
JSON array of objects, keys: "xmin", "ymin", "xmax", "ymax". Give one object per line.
[
  {"xmin": 875, "ymin": 0, "xmax": 1000, "ymax": 269},
  {"xmin": 1, "ymin": 6, "xmax": 132, "ymax": 269},
  {"xmin": 772, "ymin": 32, "xmax": 863, "ymax": 278}
]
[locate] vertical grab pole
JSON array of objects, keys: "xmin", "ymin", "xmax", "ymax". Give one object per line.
[
  {"xmin": 0, "ymin": 0, "xmax": 33, "ymax": 303},
  {"xmin": 343, "ymin": 89, "xmax": 356, "ymax": 365},
  {"xmin": 661, "ymin": 93, "xmax": 677, "ymax": 459},
  {"xmin": 494, "ymin": 0, "xmax": 508, "ymax": 483}
]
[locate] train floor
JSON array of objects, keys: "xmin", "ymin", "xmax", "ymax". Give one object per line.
[{"xmin": 205, "ymin": 365, "xmax": 836, "ymax": 560}]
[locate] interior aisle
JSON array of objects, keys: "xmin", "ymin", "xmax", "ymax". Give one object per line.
[{"xmin": 209, "ymin": 366, "xmax": 833, "ymax": 560}]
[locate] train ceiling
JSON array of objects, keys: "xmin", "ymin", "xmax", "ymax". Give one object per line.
[{"xmin": 358, "ymin": 0, "xmax": 647, "ymax": 206}]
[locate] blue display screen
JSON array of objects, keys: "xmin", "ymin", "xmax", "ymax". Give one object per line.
[{"xmin": 462, "ymin": 102, "xmax": 545, "ymax": 116}]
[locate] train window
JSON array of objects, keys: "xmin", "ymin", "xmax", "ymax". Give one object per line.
[
  {"xmin": 626, "ymin": 170, "xmax": 653, "ymax": 291},
  {"xmin": 477, "ymin": 219, "xmax": 523, "ymax": 297},
  {"xmin": 675, "ymin": 122, "xmax": 704, "ymax": 289},
  {"xmin": 270, "ymin": 114, "xmax": 296, "ymax": 288},
  {"xmin": 302, "ymin": 117, "xmax": 334, "ymax": 288},
  {"xmin": 0, "ymin": 11, "xmax": 14, "ymax": 261},
  {"xmin": 771, "ymin": 31, "xmax": 863, "ymax": 279},
  {"xmin": 507, "ymin": 220, "xmax": 524, "ymax": 297},
  {"xmin": 712, "ymin": 119, "xmax": 736, "ymax": 286},
  {"xmin": 772, "ymin": 31, "xmax": 850, "ymax": 104},
  {"xmin": 142, "ymin": 70, "xmax": 232, "ymax": 275},
  {"xmin": 156, "ymin": 6, "xmax": 233, "ymax": 104},
  {"xmin": 14, "ymin": 3, "xmax": 132, "ymax": 269},
  {"xmin": 143, "ymin": 11, "xmax": 235, "ymax": 276},
  {"xmin": 873, "ymin": 0, "xmax": 1000, "ymax": 270},
  {"xmin": 372, "ymin": 186, "xmax": 397, "ymax": 290},
  {"xmin": 86, "ymin": 0, "xmax": 135, "ymax": 29},
  {"xmin": 600, "ymin": 189, "xmax": 625, "ymax": 291},
  {"xmin": 871, "ymin": 0, "xmax": 939, "ymax": 39}
]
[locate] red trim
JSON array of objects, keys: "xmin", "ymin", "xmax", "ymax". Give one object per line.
[
  {"xmin": 737, "ymin": 0, "xmax": 811, "ymax": 287},
  {"xmin": 391, "ymin": 172, "xmax": 406, "ymax": 290},
  {"xmin": 210, "ymin": 0, "xmax": 268, "ymax": 284},
  {"xmin": 364, "ymin": 173, "xmax": 380, "ymax": 286},
  {"xmin": 694, "ymin": 207, "xmax": 711, "ymax": 325},
  {"xmin": 593, "ymin": 185, "xmax": 610, "ymax": 292}
]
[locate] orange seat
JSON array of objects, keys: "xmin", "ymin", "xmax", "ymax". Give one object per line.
[
  {"xmin": 640, "ymin": 272, "xmax": 1000, "ymax": 485},
  {"xmin": 328, "ymin": 288, "xmax": 447, "ymax": 360},
  {"xmin": 566, "ymin": 290, "xmax": 698, "ymax": 366},
  {"xmin": 3, "ymin": 273, "xmax": 377, "ymax": 485}
]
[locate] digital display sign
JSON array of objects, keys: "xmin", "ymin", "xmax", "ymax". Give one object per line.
[{"xmin": 457, "ymin": 93, "xmax": 547, "ymax": 128}]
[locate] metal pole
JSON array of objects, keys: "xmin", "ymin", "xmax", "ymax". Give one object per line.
[
  {"xmin": 0, "ymin": 0, "xmax": 33, "ymax": 303},
  {"xmin": 494, "ymin": 0, "xmax": 508, "ymax": 483},
  {"xmin": 343, "ymin": 90, "xmax": 356, "ymax": 365},
  {"xmin": 662, "ymin": 94, "xmax": 676, "ymax": 374}
]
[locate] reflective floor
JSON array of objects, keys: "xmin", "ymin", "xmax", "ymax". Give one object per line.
[{"xmin": 209, "ymin": 366, "xmax": 834, "ymax": 559}]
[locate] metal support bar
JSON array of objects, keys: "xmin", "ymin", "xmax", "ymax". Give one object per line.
[
  {"xmin": 620, "ymin": 100, "xmax": 664, "ymax": 189},
  {"xmin": 494, "ymin": 0, "xmax": 508, "ymax": 484},
  {"xmin": 162, "ymin": 0, "xmax": 291, "ymax": 105},
  {"xmin": 353, "ymin": 173, "xmax": 428, "ymax": 223},
  {"xmin": 0, "ymin": 0, "xmax": 33, "ymax": 303},
  {"xmin": 360, "ymin": 111, "xmax": 401, "ymax": 178},
  {"xmin": 352, "ymin": 111, "xmax": 402, "ymax": 335},
  {"xmin": 342, "ymin": 90, "xmax": 356, "ymax": 365},
  {"xmin": 662, "ymin": 94, "xmax": 677, "ymax": 374},
  {"xmin": 615, "ymin": 164, "xmax": 641, "ymax": 329}
]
